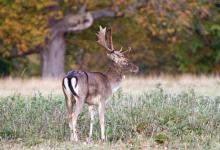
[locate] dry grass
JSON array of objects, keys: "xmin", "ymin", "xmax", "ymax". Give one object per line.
[
  {"xmin": 1, "ymin": 75, "xmax": 220, "ymax": 97},
  {"xmin": 0, "ymin": 77, "xmax": 62, "ymax": 97},
  {"xmin": 122, "ymin": 74, "xmax": 220, "ymax": 97}
]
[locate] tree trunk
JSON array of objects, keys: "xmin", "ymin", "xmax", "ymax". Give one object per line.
[
  {"xmin": 39, "ymin": 8, "xmax": 118, "ymax": 78},
  {"xmin": 40, "ymin": 6, "xmax": 120, "ymax": 78},
  {"xmin": 41, "ymin": 32, "xmax": 65, "ymax": 78},
  {"xmin": 40, "ymin": 12, "xmax": 94, "ymax": 78}
]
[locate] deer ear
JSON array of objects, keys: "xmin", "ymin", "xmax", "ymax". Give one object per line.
[
  {"xmin": 107, "ymin": 53, "xmax": 114, "ymax": 61},
  {"xmin": 107, "ymin": 53, "xmax": 111, "ymax": 58}
]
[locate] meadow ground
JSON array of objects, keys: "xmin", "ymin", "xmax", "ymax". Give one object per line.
[{"xmin": 0, "ymin": 75, "xmax": 220, "ymax": 149}]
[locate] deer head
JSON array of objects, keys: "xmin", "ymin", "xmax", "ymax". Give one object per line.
[{"xmin": 97, "ymin": 26, "xmax": 139, "ymax": 73}]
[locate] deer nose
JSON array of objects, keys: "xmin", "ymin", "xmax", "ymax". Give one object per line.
[
  {"xmin": 129, "ymin": 63, "xmax": 139, "ymax": 73},
  {"xmin": 133, "ymin": 65, "xmax": 139, "ymax": 73}
]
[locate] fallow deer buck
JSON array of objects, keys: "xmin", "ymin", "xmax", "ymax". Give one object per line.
[{"xmin": 62, "ymin": 26, "xmax": 139, "ymax": 141}]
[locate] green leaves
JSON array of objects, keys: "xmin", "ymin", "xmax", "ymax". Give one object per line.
[{"xmin": 211, "ymin": 25, "xmax": 220, "ymax": 37}]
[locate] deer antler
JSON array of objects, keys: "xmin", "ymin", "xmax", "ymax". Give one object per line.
[
  {"xmin": 97, "ymin": 26, "xmax": 131, "ymax": 54},
  {"xmin": 97, "ymin": 26, "xmax": 114, "ymax": 52},
  {"xmin": 122, "ymin": 47, "xmax": 132, "ymax": 54},
  {"xmin": 106, "ymin": 27, "xmax": 114, "ymax": 50}
]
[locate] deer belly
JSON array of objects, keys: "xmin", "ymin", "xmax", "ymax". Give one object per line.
[{"xmin": 86, "ymin": 95, "xmax": 101, "ymax": 105}]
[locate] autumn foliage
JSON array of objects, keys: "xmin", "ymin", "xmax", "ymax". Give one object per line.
[{"xmin": 0, "ymin": 0, "xmax": 219, "ymax": 76}]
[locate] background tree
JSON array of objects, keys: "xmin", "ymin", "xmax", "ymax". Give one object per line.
[{"xmin": 0, "ymin": 0, "xmax": 219, "ymax": 77}]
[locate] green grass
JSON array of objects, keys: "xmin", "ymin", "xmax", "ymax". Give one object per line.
[{"xmin": 0, "ymin": 87, "xmax": 220, "ymax": 149}]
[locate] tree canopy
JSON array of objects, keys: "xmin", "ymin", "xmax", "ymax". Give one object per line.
[{"xmin": 0, "ymin": 0, "xmax": 219, "ymax": 76}]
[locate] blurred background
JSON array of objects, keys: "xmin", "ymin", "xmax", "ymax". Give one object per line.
[
  {"xmin": 1, "ymin": 1, "xmax": 220, "ymax": 149},
  {"xmin": 0, "ymin": 0, "xmax": 219, "ymax": 78}
]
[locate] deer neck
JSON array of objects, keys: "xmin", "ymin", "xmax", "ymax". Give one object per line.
[{"xmin": 106, "ymin": 62, "xmax": 123, "ymax": 93}]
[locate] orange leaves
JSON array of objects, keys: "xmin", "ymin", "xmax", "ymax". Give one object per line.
[
  {"xmin": 35, "ymin": 1, "xmax": 58, "ymax": 10},
  {"xmin": 136, "ymin": 15, "xmax": 146, "ymax": 26},
  {"xmin": 4, "ymin": 38, "xmax": 12, "ymax": 45},
  {"xmin": 167, "ymin": 28, "xmax": 175, "ymax": 34},
  {"xmin": 0, "ymin": 30, "xmax": 3, "ymax": 38},
  {"xmin": 17, "ymin": 42, "xmax": 28, "ymax": 52},
  {"xmin": 175, "ymin": 11, "xmax": 192, "ymax": 28},
  {"xmin": 47, "ymin": 10, "xmax": 63, "ymax": 20},
  {"xmin": 0, "ymin": 0, "xmax": 54, "ymax": 57}
]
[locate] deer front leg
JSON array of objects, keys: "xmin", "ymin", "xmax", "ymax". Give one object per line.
[
  {"xmin": 88, "ymin": 105, "xmax": 96, "ymax": 141},
  {"xmin": 98, "ymin": 102, "xmax": 106, "ymax": 141},
  {"xmin": 71, "ymin": 99, "xmax": 84, "ymax": 142}
]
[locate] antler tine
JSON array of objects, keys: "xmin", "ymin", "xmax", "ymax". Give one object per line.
[
  {"xmin": 97, "ymin": 26, "xmax": 113, "ymax": 52},
  {"xmin": 106, "ymin": 27, "xmax": 114, "ymax": 50},
  {"xmin": 122, "ymin": 47, "xmax": 132, "ymax": 54},
  {"xmin": 119, "ymin": 47, "xmax": 123, "ymax": 52}
]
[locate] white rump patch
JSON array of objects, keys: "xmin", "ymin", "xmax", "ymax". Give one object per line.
[
  {"xmin": 64, "ymin": 78, "xmax": 71, "ymax": 92},
  {"xmin": 63, "ymin": 77, "xmax": 79, "ymax": 96},
  {"xmin": 71, "ymin": 78, "xmax": 79, "ymax": 94}
]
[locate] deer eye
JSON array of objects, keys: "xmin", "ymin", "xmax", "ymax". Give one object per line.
[{"xmin": 122, "ymin": 60, "xmax": 127, "ymax": 64}]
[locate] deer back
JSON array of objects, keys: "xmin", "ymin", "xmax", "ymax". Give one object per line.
[{"xmin": 63, "ymin": 70, "xmax": 112, "ymax": 105}]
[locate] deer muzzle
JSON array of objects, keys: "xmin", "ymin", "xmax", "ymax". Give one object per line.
[{"xmin": 128, "ymin": 63, "xmax": 139, "ymax": 73}]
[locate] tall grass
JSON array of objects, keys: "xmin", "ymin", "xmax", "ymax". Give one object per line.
[{"xmin": 0, "ymin": 87, "xmax": 220, "ymax": 149}]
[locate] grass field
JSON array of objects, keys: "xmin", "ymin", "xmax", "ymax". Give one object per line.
[{"xmin": 0, "ymin": 75, "xmax": 220, "ymax": 149}]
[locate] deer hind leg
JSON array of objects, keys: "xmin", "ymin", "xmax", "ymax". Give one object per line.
[
  {"xmin": 98, "ymin": 102, "xmax": 106, "ymax": 141},
  {"xmin": 71, "ymin": 98, "xmax": 84, "ymax": 142},
  {"xmin": 88, "ymin": 105, "xmax": 96, "ymax": 141},
  {"xmin": 63, "ymin": 88, "xmax": 75, "ymax": 141}
]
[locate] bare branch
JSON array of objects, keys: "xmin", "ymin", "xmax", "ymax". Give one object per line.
[
  {"xmin": 91, "ymin": 7, "xmax": 116, "ymax": 20},
  {"xmin": 49, "ymin": 12, "xmax": 93, "ymax": 41},
  {"xmin": 127, "ymin": 0, "xmax": 149, "ymax": 12},
  {"xmin": 91, "ymin": 0, "xmax": 149, "ymax": 20}
]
